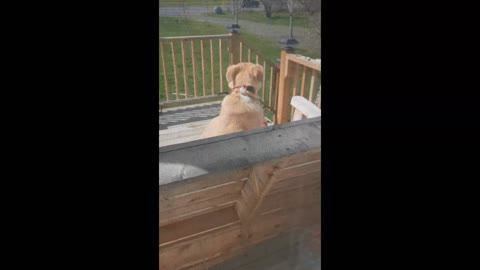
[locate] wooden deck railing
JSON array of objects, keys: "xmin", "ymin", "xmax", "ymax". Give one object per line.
[
  {"xmin": 160, "ymin": 34, "xmax": 232, "ymax": 102},
  {"xmin": 159, "ymin": 117, "xmax": 321, "ymax": 270},
  {"xmin": 276, "ymin": 51, "xmax": 321, "ymax": 124},
  {"xmin": 160, "ymin": 33, "xmax": 321, "ymax": 125},
  {"xmin": 160, "ymin": 32, "xmax": 280, "ymax": 122}
]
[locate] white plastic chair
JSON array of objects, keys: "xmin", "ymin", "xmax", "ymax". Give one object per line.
[{"xmin": 290, "ymin": 96, "xmax": 321, "ymax": 121}]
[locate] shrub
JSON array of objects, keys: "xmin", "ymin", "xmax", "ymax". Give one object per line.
[{"xmin": 213, "ymin": 6, "xmax": 223, "ymax": 14}]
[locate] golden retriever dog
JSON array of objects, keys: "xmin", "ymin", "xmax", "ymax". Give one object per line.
[{"xmin": 201, "ymin": 62, "xmax": 268, "ymax": 139}]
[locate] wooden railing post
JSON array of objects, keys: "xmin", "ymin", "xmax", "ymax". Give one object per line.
[
  {"xmin": 230, "ymin": 32, "xmax": 240, "ymax": 65},
  {"xmin": 276, "ymin": 49, "xmax": 294, "ymax": 124}
]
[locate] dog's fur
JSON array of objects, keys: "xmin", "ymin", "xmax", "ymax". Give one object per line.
[{"xmin": 201, "ymin": 63, "xmax": 267, "ymax": 139}]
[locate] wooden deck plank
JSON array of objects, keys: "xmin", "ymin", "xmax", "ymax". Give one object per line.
[
  {"xmin": 160, "ymin": 167, "xmax": 251, "ymax": 198},
  {"xmin": 160, "ymin": 192, "xmax": 240, "ymax": 226},
  {"xmin": 160, "ymin": 206, "xmax": 240, "ymax": 246},
  {"xmin": 273, "ymin": 160, "xmax": 321, "ymax": 182},
  {"xmin": 159, "ymin": 105, "xmax": 275, "ymax": 147},
  {"xmin": 259, "ymin": 186, "xmax": 320, "ymax": 215},
  {"xmin": 270, "ymin": 170, "xmax": 321, "ymax": 194},
  {"xmin": 160, "ymin": 226, "xmax": 242, "ymax": 269},
  {"xmin": 159, "ymin": 101, "xmax": 221, "ymax": 148},
  {"xmin": 160, "ymin": 178, "xmax": 246, "ymax": 212}
]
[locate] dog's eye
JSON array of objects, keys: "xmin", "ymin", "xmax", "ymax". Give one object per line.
[{"xmin": 246, "ymin": 86, "xmax": 255, "ymax": 93}]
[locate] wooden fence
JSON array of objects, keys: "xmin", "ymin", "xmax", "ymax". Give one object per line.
[
  {"xmin": 160, "ymin": 33, "xmax": 321, "ymax": 125},
  {"xmin": 160, "ymin": 32, "xmax": 280, "ymax": 121},
  {"xmin": 276, "ymin": 51, "xmax": 321, "ymax": 124},
  {"xmin": 160, "ymin": 117, "xmax": 321, "ymax": 269}
]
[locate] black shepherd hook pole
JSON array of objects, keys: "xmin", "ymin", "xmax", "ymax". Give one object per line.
[
  {"xmin": 235, "ymin": 0, "xmax": 239, "ymax": 25},
  {"xmin": 227, "ymin": 0, "xmax": 241, "ymax": 32}
]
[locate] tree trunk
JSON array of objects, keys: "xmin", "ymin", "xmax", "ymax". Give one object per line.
[
  {"xmin": 265, "ymin": 10, "xmax": 272, "ymax": 17},
  {"xmin": 289, "ymin": 15, "xmax": 293, "ymax": 39},
  {"xmin": 262, "ymin": 1, "xmax": 272, "ymax": 18}
]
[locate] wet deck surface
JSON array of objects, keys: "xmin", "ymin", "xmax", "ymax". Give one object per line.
[
  {"xmin": 159, "ymin": 102, "xmax": 221, "ymax": 147},
  {"xmin": 159, "ymin": 101, "xmax": 274, "ymax": 147},
  {"xmin": 159, "ymin": 102, "xmax": 221, "ymax": 130}
]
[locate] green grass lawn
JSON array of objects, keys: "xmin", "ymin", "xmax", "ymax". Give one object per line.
[
  {"xmin": 207, "ymin": 10, "xmax": 309, "ymax": 28},
  {"xmin": 160, "ymin": 16, "xmax": 316, "ymax": 66},
  {"xmin": 160, "ymin": 16, "xmax": 229, "ymax": 37},
  {"xmin": 160, "ymin": 0, "xmax": 230, "ymax": 7}
]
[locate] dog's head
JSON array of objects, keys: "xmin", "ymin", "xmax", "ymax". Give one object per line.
[{"xmin": 226, "ymin": 63, "xmax": 264, "ymax": 99}]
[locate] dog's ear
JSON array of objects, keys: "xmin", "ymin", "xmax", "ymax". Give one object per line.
[
  {"xmin": 250, "ymin": 64, "xmax": 264, "ymax": 83},
  {"xmin": 226, "ymin": 63, "xmax": 243, "ymax": 89}
]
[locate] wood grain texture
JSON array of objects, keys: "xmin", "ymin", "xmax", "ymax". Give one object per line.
[
  {"xmin": 219, "ymin": 39, "xmax": 223, "ymax": 93},
  {"xmin": 160, "ymin": 206, "xmax": 240, "ymax": 246},
  {"xmin": 190, "ymin": 40, "xmax": 197, "ymax": 97},
  {"xmin": 181, "ymin": 40, "xmax": 189, "ymax": 98},
  {"xmin": 210, "ymin": 39, "xmax": 215, "ymax": 95},
  {"xmin": 171, "ymin": 41, "xmax": 180, "ymax": 100},
  {"xmin": 160, "ymin": 178, "xmax": 246, "ymax": 212},
  {"xmin": 160, "ymin": 42, "xmax": 170, "ymax": 100},
  {"xmin": 200, "ymin": 39, "xmax": 206, "ymax": 96},
  {"xmin": 160, "ymin": 192, "xmax": 240, "ymax": 226},
  {"xmin": 160, "ymin": 226, "xmax": 242, "ymax": 270}
]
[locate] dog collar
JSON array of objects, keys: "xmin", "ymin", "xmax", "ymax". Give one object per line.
[{"xmin": 232, "ymin": 85, "xmax": 256, "ymax": 93}]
